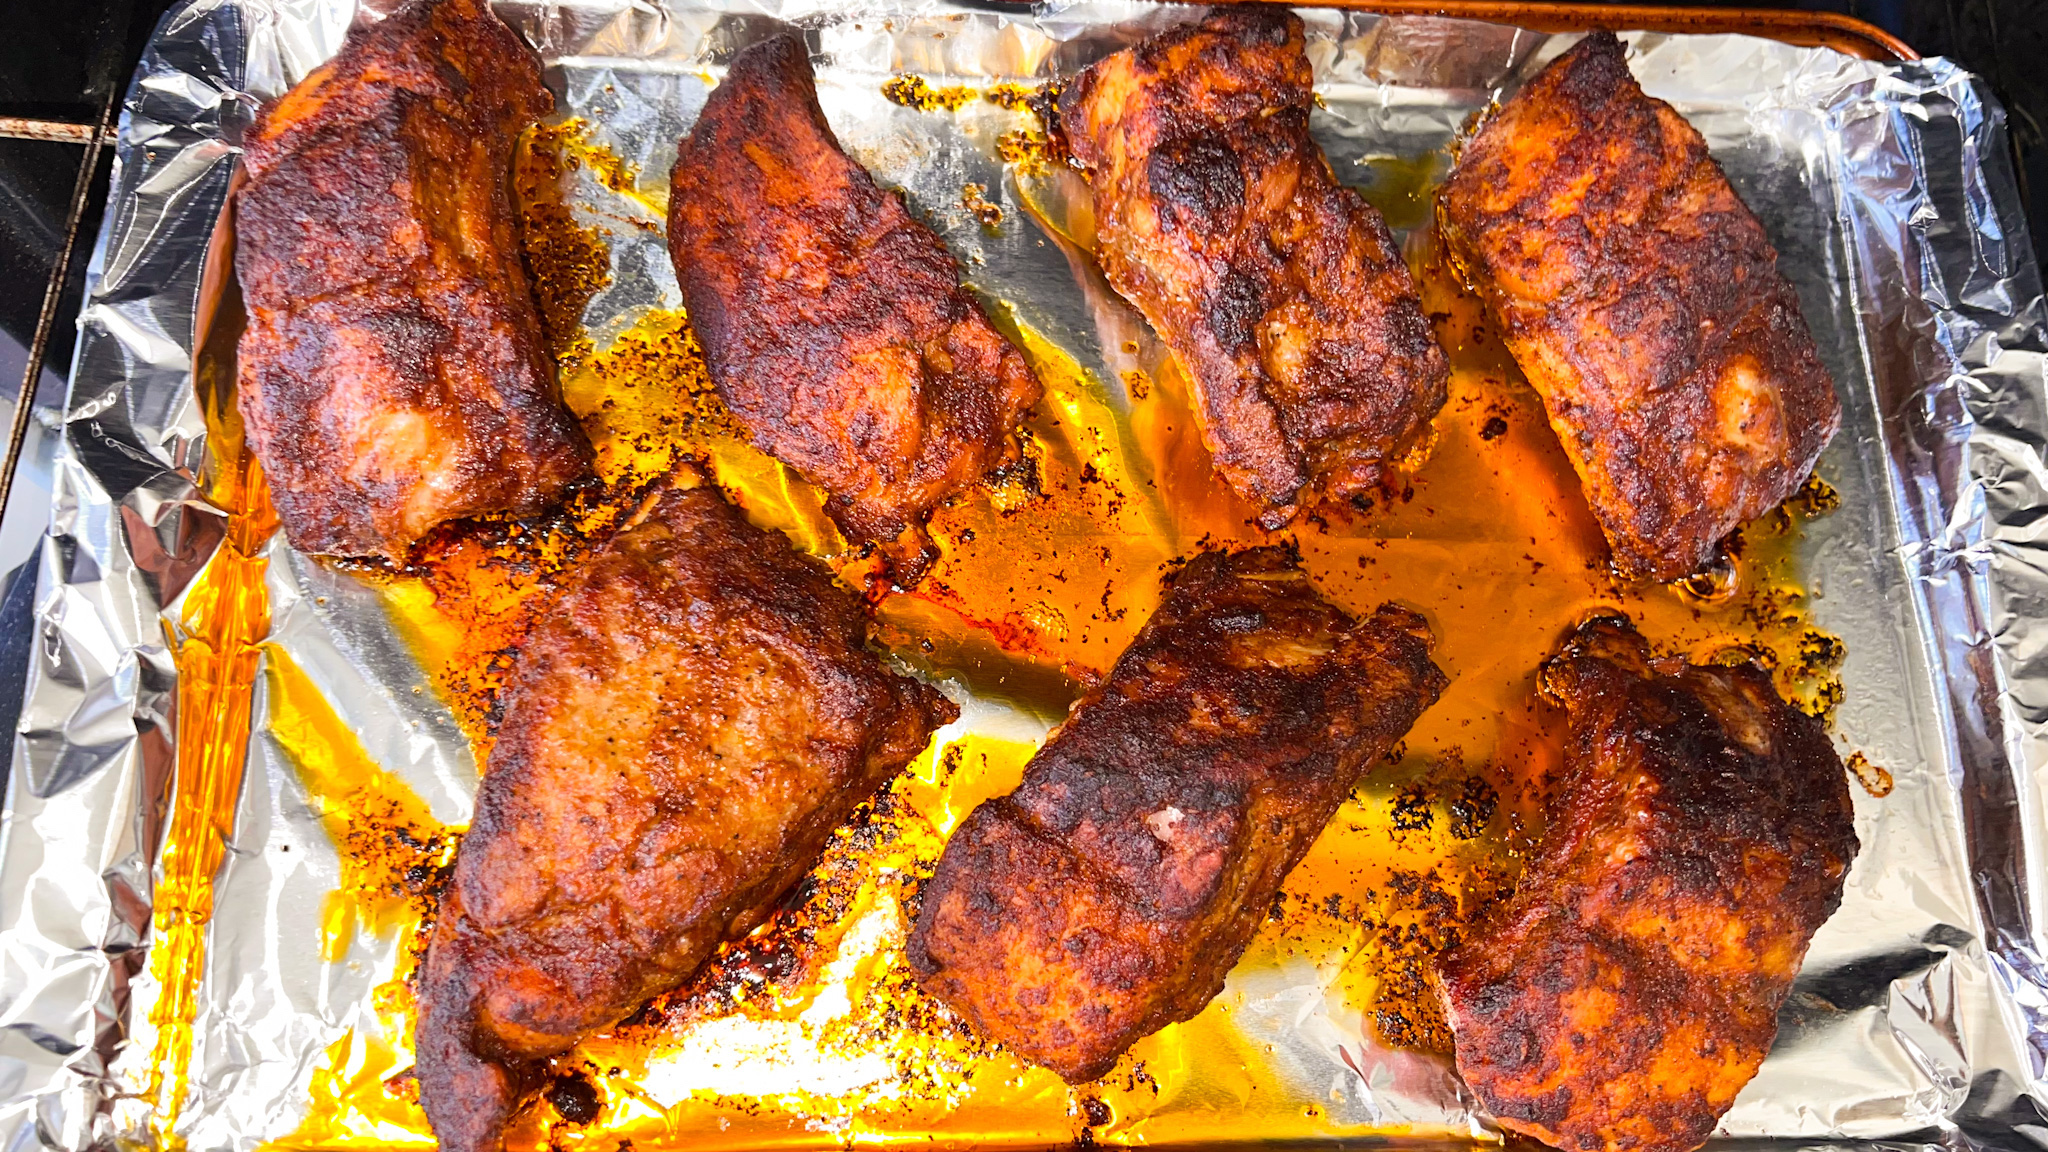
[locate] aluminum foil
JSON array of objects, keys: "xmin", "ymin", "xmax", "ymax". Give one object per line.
[{"xmin": 2, "ymin": 0, "xmax": 2046, "ymax": 1147}]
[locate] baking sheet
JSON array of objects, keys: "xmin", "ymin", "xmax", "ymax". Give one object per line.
[{"xmin": 3, "ymin": 0, "xmax": 2046, "ymax": 1148}]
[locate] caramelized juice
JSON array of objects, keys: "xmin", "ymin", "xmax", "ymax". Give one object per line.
[
  {"xmin": 251, "ymin": 105, "xmax": 1850, "ymax": 1150},
  {"xmin": 266, "ymin": 648, "xmax": 449, "ymax": 1148},
  {"xmin": 149, "ymin": 289, "xmax": 280, "ymax": 1144}
]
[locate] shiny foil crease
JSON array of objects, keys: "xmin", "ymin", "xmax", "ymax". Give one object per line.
[{"xmin": 0, "ymin": 0, "xmax": 2043, "ymax": 1147}]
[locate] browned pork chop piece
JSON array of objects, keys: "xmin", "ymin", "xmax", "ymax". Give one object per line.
[
  {"xmin": 414, "ymin": 483, "xmax": 956, "ymax": 1152},
  {"xmin": 235, "ymin": 0, "xmax": 590, "ymax": 560},
  {"xmin": 909, "ymin": 546, "xmax": 1444, "ymax": 1080},
  {"xmin": 1438, "ymin": 615, "xmax": 1857, "ymax": 1152},
  {"xmin": 1437, "ymin": 32, "xmax": 1840, "ymax": 580},
  {"xmin": 668, "ymin": 33, "xmax": 1042, "ymax": 587},
  {"xmin": 1059, "ymin": 8, "xmax": 1449, "ymax": 527}
]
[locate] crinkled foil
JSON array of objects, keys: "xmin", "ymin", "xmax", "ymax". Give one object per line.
[{"xmin": 2, "ymin": 0, "xmax": 2046, "ymax": 1148}]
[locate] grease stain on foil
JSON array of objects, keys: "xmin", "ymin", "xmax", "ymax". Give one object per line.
[{"xmin": 149, "ymin": 395, "xmax": 280, "ymax": 1144}]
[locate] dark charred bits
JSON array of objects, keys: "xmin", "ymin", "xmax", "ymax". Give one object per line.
[
  {"xmin": 546, "ymin": 1073, "xmax": 600, "ymax": 1124},
  {"xmin": 1447, "ymin": 776, "xmax": 1499, "ymax": 841},
  {"xmin": 337, "ymin": 799, "xmax": 453, "ymax": 920},
  {"xmin": 1026, "ymin": 80, "xmax": 1073, "ymax": 168},
  {"xmin": 1787, "ymin": 472, "xmax": 1842, "ymax": 518},
  {"xmin": 1846, "ymin": 750, "xmax": 1894, "ymax": 797},
  {"xmin": 881, "ymin": 74, "xmax": 974, "ymax": 112},
  {"xmin": 1721, "ymin": 526, "xmax": 1749, "ymax": 561},
  {"xmin": 1389, "ymin": 785, "xmax": 1435, "ymax": 832},
  {"xmin": 1081, "ymin": 1095, "xmax": 1113, "ymax": 1127},
  {"xmin": 1797, "ymin": 629, "xmax": 1847, "ymax": 670},
  {"xmin": 990, "ymin": 454, "xmax": 1044, "ymax": 507},
  {"xmin": 1479, "ymin": 415, "xmax": 1509, "ymax": 441},
  {"xmin": 998, "ymin": 129, "xmax": 1054, "ymax": 174},
  {"xmin": 985, "ymin": 82, "xmax": 1037, "ymax": 111},
  {"xmin": 935, "ymin": 743, "xmax": 965, "ymax": 785},
  {"xmin": 1798, "ymin": 679, "xmax": 1846, "ymax": 721},
  {"xmin": 1374, "ymin": 966, "xmax": 1452, "ymax": 1052}
]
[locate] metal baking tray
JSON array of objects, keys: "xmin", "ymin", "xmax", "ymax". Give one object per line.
[{"xmin": 2, "ymin": 0, "xmax": 2043, "ymax": 1149}]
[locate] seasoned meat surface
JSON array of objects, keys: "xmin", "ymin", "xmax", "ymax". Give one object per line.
[
  {"xmin": 1058, "ymin": 9, "xmax": 1449, "ymax": 527},
  {"xmin": 1437, "ymin": 32, "xmax": 1839, "ymax": 580},
  {"xmin": 235, "ymin": 0, "xmax": 590, "ymax": 560},
  {"xmin": 668, "ymin": 34, "xmax": 1042, "ymax": 587},
  {"xmin": 413, "ymin": 483, "xmax": 956, "ymax": 1152},
  {"xmin": 1438, "ymin": 616, "xmax": 1857, "ymax": 1152},
  {"xmin": 908, "ymin": 547, "xmax": 1445, "ymax": 1080}
]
